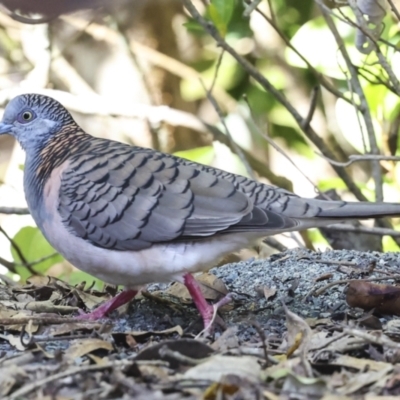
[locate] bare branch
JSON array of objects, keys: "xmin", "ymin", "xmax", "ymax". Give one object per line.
[
  {"xmin": 316, "ymin": 153, "xmax": 400, "ymax": 167},
  {"xmin": 387, "ymin": 0, "xmax": 400, "ymax": 21},
  {"xmin": 0, "ymin": 207, "xmax": 30, "ymax": 215},
  {"xmin": 301, "ymin": 86, "xmax": 319, "ymax": 130}
]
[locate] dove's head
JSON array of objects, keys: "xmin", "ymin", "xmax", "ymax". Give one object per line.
[{"xmin": 0, "ymin": 94, "xmax": 74, "ymax": 151}]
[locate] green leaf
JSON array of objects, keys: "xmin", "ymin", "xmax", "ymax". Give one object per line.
[
  {"xmin": 383, "ymin": 235, "xmax": 400, "ymax": 252},
  {"xmin": 183, "ymin": 20, "xmax": 204, "ymax": 34},
  {"xmin": 11, "ymin": 226, "xmax": 63, "ymax": 281},
  {"xmin": 208, "ymin": 0, "xmax": 235, "ymax": 37},
  {"xmin": 174, "ymin": 146, "xmax": 215, "ymax": 165},
  {"xmin": 317, "ymin": 177, "xmax": 347, "ymax": 192}
]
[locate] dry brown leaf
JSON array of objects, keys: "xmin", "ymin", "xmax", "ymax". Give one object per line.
[
  {"xmin": 0, "ymin": 306, "xmax": 23, "ymax": 320},
  {"xmin": 136, "ymin": 338, "xmax": 214, "ymax": 369},
  {"xmin": 125, "ymin": 334, "xmax": 138, "ymax": 348},
  {"xmin": 307, "ymin": 331, "xmax": 331, "ymax": 351},
  {"xmin": 211, "ymin": 327, "xmax": 239, "ymax": 352},
  {"xmin": 346, "ymin": 281, "xmax": 400, "ymax": 315},
  {"xmin": 72, "ymin": 288, "xmax": 109, "ymax": 310},
  {"xmin": 26, "ymin": 275, "xmax": 71, "ymax": 291},
  {"xmin": 384, "ymin": 319, "xmax": 400, "ymax": 341},
  {"xmin": 0, "ymin": 299, "xmax": 78, "ymax": 314},
  {"xmin": 305, "ymin": 318, "xmax": 331, "ymax": 328},
  {"xmin": 330, "ymin": 354, "xmax": 391, "ymax": 371},
  {"xmin": 128, "ymin": 325, "xmax": 183, "ymax": 338},
  {"xmin": 357, "ymin": 314, "xmax": 382, "ymax": 330},
  {"xmin": 314, "ymin": 273, "xmax": 333, "ymax": 282},
  {"xmin": 43, "ymin": 321, "xmax": 103, "ymax": 336},
  {"xmin": 311, "ymin": 334, "xmax": 363, "ymax": 358},
  {"xmin": 0, "ymin": 333, "xmax": 26, "ymax": 351},
  {"xmin": 184, "ymin": 355, "xmax": 261, "ymax": 383},
  {"xmin": 138, "ymin": 365, "xmax": 170, "ymax": 380},
  {"xmin": 283, "ymin": 305, "xmax": 312, "ymax": 355},
  {"xmin": 65, "ymin": 338, "xmax": 114, "ymax": 360},
  {"xmin": 282, "ymin": 374, "xmax": 326, "ymax": 400},
  {"xmin": 335, "ymin": 366, "xmax": 393, "ymax": 395},
  {"xmin": 263, "ymin": 390, "xmax": 280, "ymax": 400},
  {"xmin": 203, "ymin": 375, "xmax": 252, "ymax": 399},
  {"xmin": 263, "ymin": 286, "xmax": 277, "ymax": 301},
  {"xmin": 0, "ymin": 364, "xmax": 27, "ymax": 396}
]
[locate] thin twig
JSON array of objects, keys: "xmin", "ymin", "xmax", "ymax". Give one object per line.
[
  {"xmin": 263, "ymin": 237, "xmax": 288, "ymax": 252},
  {"xmin": 0, "ymin": 226, "xmax": 37, "ymax": 276},
  {"xmin": 209, "ymin": 50, "xmax": 224, "ymax": 95},
  {"xmin": 0, "ymin": 226, "xmax": 60, "ymax": 275},
  {"xmin": 0, "ymin": 256, "xmax": 17, "ymax": 273},
  {"xmin": 0, "ymin": 317, "xmax": 99, "ymax": 325},
  {"xmin": 316, "ymin": 152, "xmax": 400, "ymax": 167},
  {"xmin": 301, "ymin": 86, "xmax": 319, "ymax": 130},
  {"xmin": 0, "ymin": 207, "xmax": 29, "ymax": 215},
  {"xmin": 343, "ymin": 327, "xmax": 400, "ymax": 350},
  {"xmin": 249, "ymin": 320, "xmax": 270, "ymax": 367},
  {"xmin": 311, "ymin": 275, "xmax": 400, "ymax": 297},
  {"xmin": 243, "ymin": 0, "xmax": 263, "ymax": 17},
  {"xmin": 387, "ymin": 0, "xmax": 400, "ymax": 21},
  {"xmin": 159, "ymin": 345, "xmax": 204, "ymax": 365}
]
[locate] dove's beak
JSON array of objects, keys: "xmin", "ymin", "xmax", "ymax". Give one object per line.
[{"xmin": 0, "ymin": 122, "xmax": 13, "ymax": 135}]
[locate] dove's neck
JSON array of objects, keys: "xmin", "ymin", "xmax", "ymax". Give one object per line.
[{"xmin": 23, "ymin": 124, "xmax": 90, "ymax": 218}]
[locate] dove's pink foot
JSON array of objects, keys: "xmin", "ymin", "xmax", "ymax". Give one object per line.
[
  {"xmin": 77, "ymin": 289, "xmax": 138, "ymax": 320},
  {"xmin": 183, "ymin": 273, "xmax": 232, "ymax": 330}
]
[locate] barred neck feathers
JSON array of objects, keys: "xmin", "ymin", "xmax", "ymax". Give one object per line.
[{"xmin": 24, "ymin": 124, "xmax": 92, "ymax": 201}]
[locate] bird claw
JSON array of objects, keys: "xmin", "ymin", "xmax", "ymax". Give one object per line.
[{"xmin": 199, "ymin": 293, "xmax": 232, "ymax": 333}]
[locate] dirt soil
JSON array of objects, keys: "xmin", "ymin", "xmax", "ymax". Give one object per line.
[{"xmin": 1, "ymin": 248, "xmax": 400, "ymax": 399}]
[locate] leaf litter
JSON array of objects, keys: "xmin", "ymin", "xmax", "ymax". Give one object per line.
[{"xmin": 1, "ymin": 249, "xmax": 400, "ymax": 398}]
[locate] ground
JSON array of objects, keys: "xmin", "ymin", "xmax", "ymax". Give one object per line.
[{"xmin": 1, "ymin": 248, "xmax": 400, "ymax": 399}]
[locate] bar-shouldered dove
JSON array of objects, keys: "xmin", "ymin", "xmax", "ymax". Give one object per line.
[{"xmin": 1, "ymin": 94, "xmax": 400, "ymax": 329}]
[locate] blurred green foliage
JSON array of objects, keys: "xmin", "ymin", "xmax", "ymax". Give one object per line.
[{"xmin": 11, "ymin": 227, "xmax": 63, "ymax": 281}]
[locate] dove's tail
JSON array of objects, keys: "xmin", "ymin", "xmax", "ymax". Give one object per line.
[
  {"xmin": 312, "ymin": 200, "xmax": 400, "ymax": 219},
  {"xmin": 251, "ymin": 197, "xmax": 400, "ymax": 234}
]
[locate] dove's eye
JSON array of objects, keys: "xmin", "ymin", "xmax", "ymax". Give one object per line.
[{"xmin": 18, "ymin": 110, "xmax": 35, "ymax": 124}]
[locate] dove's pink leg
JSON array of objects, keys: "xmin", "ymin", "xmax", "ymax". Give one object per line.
[
  {"xmin": 183, "ymin": 273, "xmax": 232, "ymax": 330},
  {"xmin": 77, "ymin": 289, "xmax": 138, "ymax": 320}
]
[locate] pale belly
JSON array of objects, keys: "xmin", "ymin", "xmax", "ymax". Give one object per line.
[{"xmin": 42, "ymin": 221, "xmax": 253, "ymax": 286}]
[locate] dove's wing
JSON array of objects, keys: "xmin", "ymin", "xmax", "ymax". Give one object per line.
[
  {"xmin": 57, "ymin": 139, "xmax": 294, "ymax": 250},
  {"xmin": 57, "ymin": 138, "xmax": 400, "ymax": 251}
]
